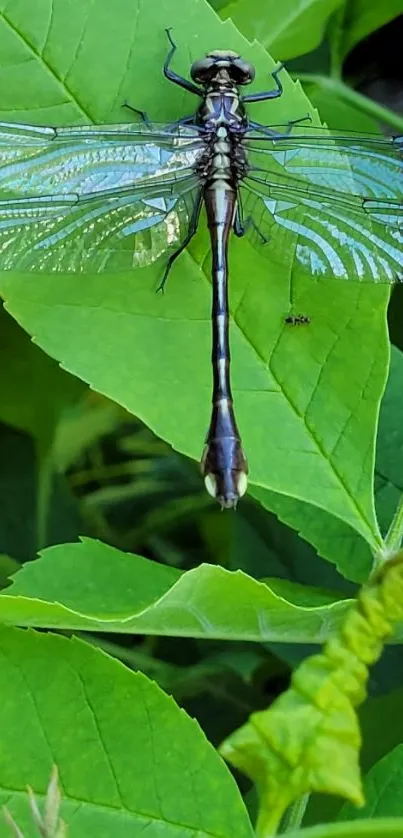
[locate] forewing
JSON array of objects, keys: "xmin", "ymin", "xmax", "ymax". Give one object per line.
[
  {"xmin": 0, "ymin": 121, "xmax": 203, "ymax": 273},
  {"xmin": 243, "ymin": 128, "xmax": 402, "ymax": 199},
  {"xmin": 0, "ymin": 121, "xmax": 203, "ymax": 197},
  {"xmin": 241, "ymin": 128, "xmax": 403, "ymax": 282}
]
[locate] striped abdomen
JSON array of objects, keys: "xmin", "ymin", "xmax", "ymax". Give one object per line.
[{"xmin": 200, "ymin": 130, "xmax": 248, "ymax": 508}]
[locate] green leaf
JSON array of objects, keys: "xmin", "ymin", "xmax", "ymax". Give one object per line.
[
  {"xmin": 52, "ymin": 395, "xmax": 123, "ymax": 474},
  {"xmin": 0, "ymin": 306, "xmax": 82, "ymax": 444},
  {"xmin": 213, "ymin": 0, "xmax": 344, "ymax": 61},
  {"xmin": 0, "ymin": 625, "xmax": 253, "ymax": 838},
  {"xmin": 305, "ymin": 688, "xmax": 403, "ymax": 827},
  {"xmin": 3, "ymin": 272, "xmax": 388, "ymax": 551},
  {"xmin": 341, "ymin": 0, "xmax": 403, "ymax": 58},
  {"xmin": 221, "ymin": 556, "xmax": 403, "ymax": 833},
  {"xmin": 0, "ymin": 555, "xmax": 19, "ymax": 590},
  {"xmin": 4, "ymin": 766, "xmax": 66, "ymax": 838},
  {"xmin": 338, "ymin": 745, "xmax": 403, "ymax": 821},
  {"xmin": 0, "ymin": 306, "xmax": 84, "ymax": 552},
  {"xmin": 284, "ymin": 820, "xmax": 403, "ymax": 838},
  {"xmin": 0, "ymin": 426, "xmax": 37, "ymax": 561},
  {"xmin": 295, "ymin": 74, "xmax": 403, "ymax": 134},
  {"xmin": 252, "ymin": 486, "xmax": 372, "ymax": 583},
  {"xmin": 0, "ymin": 0, "xmax": 390, "ymax": 549},
  {"xmin": 375, "ymin": 346, "xmax": 403, "ymax": 537},
  {"xmin": 0, "ymin": 538, "xmax": 353, "ymax": 641},
  {"xmin": 300, "ymin": 82, "xmax": 380, "ymax": 133},
  {"xmin": 360, "ymin": 689, "xmax": 403, "ymax": 774},
  {"xmin": 253, "ymin": 346, "xmax": 403, "ymax": 584}
]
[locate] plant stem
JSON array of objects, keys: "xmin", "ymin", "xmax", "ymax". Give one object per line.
[
  {"xmin": 327, "ymin": 8, "xmax": 345, "ymax": 80},
  {"xmin": 294, "ymin": 73, "xmax": 403, "ymax": 132},
  {"xmin": 280, "ymin": 794, "xmax": 310, "ymax": 832},
  {"xmin": 383, "ymin": 493, "xmax": 403, "ymax": 558}
]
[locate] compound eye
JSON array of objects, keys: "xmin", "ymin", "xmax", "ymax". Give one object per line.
[
  {"xmin": 190, "ymin": 57, "xmax": 216, "ymax": 83},
  {"xmin": 232, "ymin": 58, "xmax": 255, "ymax": 84}
]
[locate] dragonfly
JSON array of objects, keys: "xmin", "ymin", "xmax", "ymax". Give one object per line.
[{"xmin": 0, "ymin": 30, "xmax": 401, "ymax": 508}]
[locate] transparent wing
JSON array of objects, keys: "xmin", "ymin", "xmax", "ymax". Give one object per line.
[
  {"xmin": 241, "ymin": 126, "xmax": 403, "ymax": 282},
  {"xmin": 0, "ymin": 183, "xmax": 201, "ymax": 273},
  {"xmin": 0, "ymin": 121, "xmax": 203, "ymax": 273},
  {"xmin": 243, "ymin": 126, "xmax": 402, "ymax": 199},
  {"xmin": 0, "ymin": 121, "xmax": 203, "ymax": 197}
]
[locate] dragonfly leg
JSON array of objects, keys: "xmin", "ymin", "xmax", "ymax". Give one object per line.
[
  {"xmin": 247, "ymin": 112, "xmax": 312, "ymax": 138},
  {"xmin": 233, "ymin": 206, "xmax": 268, "ymax": 244},
  {"xmin": 123, "ymin": 102, "xmax": 196, "ymax": 134},
  {"xmin": 165, "ymin": 115, "xmax": 197, "ymax": 133},
  {"xmin": 242, "ymin": 63, "xmax": 284, "ymax": 103},
  {"xmin": 164, "ymin": 28, "xmax": 202, "ymax": 97},
  {"xmin": 122, "ymin": 102, "xmax": 152, "ymax": 129},
  {"xmin": 157, "ymin": 189, "xmax": 203, "ymax": 293}
]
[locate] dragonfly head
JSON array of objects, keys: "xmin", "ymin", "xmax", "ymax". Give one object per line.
[{"xmin": 190, "ymin": 51, "xmax": 255, "ymax": 86}]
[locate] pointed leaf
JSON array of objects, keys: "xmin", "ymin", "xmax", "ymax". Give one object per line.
[
  {"xmin": 0, "ymin": 538, "xmax": 353, "ymax": 642},
  {"xmin": 0, "ymin": 625, "xmax": 253, "ymax": 838},
  {"xmin": 214, "ymin": 0, "xmax": 344, "ymax": 60},
  {"xmin": 339, "ymin": 745, "xmax": 403, "ymax": 821},
  {"xmin": 0, "ymin": 0, "xmax": 390, "ymax": 548},
  {"xmin": 341, "ymin": 0, "xmax": 403, "ymax": 57}
]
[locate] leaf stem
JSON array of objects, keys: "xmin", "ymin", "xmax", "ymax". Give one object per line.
[
  {"xmin": 279, "ymin": 794, "xmax": 310, "ymax": 833},
  {"xmin": 382, "ymin": 493, "xmax": 403, "ymax": 559},
  {"xmin": 294, "ymin": 74, "xmax": 403, "ymax": 132},
  {"xmin": 327, "ymin": 9, "xmax": 345, "ymax": 80}
]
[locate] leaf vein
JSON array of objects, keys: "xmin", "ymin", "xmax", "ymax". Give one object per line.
[{"xmin": 0, "ymin": 7, "xmax": 92, "ymax": 121}]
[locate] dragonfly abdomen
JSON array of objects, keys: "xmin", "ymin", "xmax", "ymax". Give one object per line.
[{"xmin": 201, "ymin": 170, "xmax": 248, "ymax": 508}]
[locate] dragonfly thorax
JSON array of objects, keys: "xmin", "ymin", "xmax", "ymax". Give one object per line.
[{"xmin": 196, "ymin": 84, "xmax": 248, "ymax": 136}]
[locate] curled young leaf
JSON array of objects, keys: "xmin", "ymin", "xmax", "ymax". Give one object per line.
[{"xmin": 220, "ymin": 550, "xmax": 403, "ymax": 835}]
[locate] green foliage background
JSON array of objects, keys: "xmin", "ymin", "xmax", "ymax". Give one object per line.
[{"xmin": 0, "ymin": 0, "xmax": 402, "ymax": 834}]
